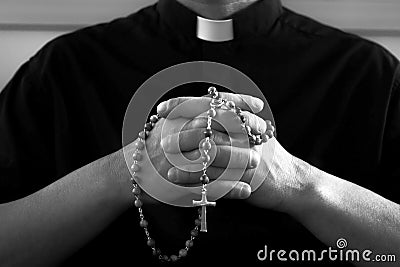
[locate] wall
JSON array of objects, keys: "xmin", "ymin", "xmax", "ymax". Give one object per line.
[{"xmin": 1, "ymin": 0, "xmax": 400, "ymax": 90}]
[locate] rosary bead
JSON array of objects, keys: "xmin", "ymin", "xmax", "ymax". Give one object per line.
[
  {"xmin": 200, "ymin": 174, "xmax": 210, "ymax": 184},
  {"xmin": 144, "ymin": 123, "xmax": 153, "ymax": 131},
  {"xmin": 153, "ymin": 248, "xmax": 161, "ymax": 256},
  {"xmin": 132, "ymin": 187, "xmax": 141, "ymax": 195},
  {"xmin": 249, "ymin": 135, "xmax": 257, "ymax": 144},
  {"xmin": 262, "ymin": 133, "xmax": 269, "ymax": 143},
  {"xmin": 147, "ymin": 238, "xmax": 155, "ymax": 247},
  {"xmin": 186, "ymin": 240, "xmax": 194, "ymax": 248},
  {"xmin": 139, "ymin": 219, "xmax": 148, "ymax": 227},
  {"xmin": 235, "ymin": 107, "xmax": 242, "ymax": 114},
  {"xmin": 201, "ymin": 154, "xmax": 211, "ymax": 164},
  {"xmin": 269, "ymin": 125, "xmax": 276, "ymax": 133},
  {"xmin": 208, "ymin": 87, "xmax": 218, "ymax": 98},
  {"xmin": 266, "ymin": 121, "xmax": 275, "ymax": 133},
  {"xmin": 135, "ymin": 141, "xmax": 145, "ymax": 150},
  {"xmin": 226, "ymin": 101, "xmax": 236, "ymax": 109},
  {"xmin": 179, "ymin": 249, "xmax": 188, "ymax": 258},
  {"xmin": 131, "ymin": 163, "xmax": 140, "ymax": 172},
  {"xmin": 211, "ymin": 98, "xmax": 222, "ymax": 106},
  {"xmin": 132, "ymin": 152, "xmax": 142, "ymax": 161},
  {"xmin": 191, "ymin": 229, "xmax": 199, "ymax": 237},
  {"xmin": 202, "ymin": 140, "xmax": 212, "ymax": 150},
  {"xmin": 204, "ymin": 129, "xmax": 213, "ymax": 138},
  {"xmin": 150, "ymin": 115, "xmax": 159, "ymax": 123},
  {"xmin": 135, "ymin": 199, "xmax": 143, "ymax": 208},
  {"xmin": 239, "ymin": 114, "xmax": 246, "ymax": 123},
  {"xmin": 207, "ymin": 108, "xmax": 217, "ymax": 118},
  {"xmin": 170, "ymin": 255, "xmax": 179, "ymax": 262},
  {"xmin": 255, "ymin": 135, "xmax": 263, "ymax": 145},
  {"xmin": 163, "ymin": 255, "xmax": 169, "ymax": 261},
  {"xmin": 266, "ymin": 129, "xmax": 274, "ymax": 138}
]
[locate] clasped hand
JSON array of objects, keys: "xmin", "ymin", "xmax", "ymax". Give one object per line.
[{"xmin": 144, "ymin": 93, "xmax": 311, "ymax": 213}]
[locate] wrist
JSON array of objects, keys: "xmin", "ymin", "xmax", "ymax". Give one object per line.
[
  {"xmin": 281, "ymin": 156, "xmax": 319, "ymax": 217},
  {"xmin": 100, "ymin": 149, "xmax": 134, "ymax": 210}
]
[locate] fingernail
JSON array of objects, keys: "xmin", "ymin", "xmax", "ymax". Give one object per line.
[
  {"xmin": 239, "ymin": 184, "xmax": 251, "ymax": 199},
  {"xmin": 250, "ymin": 151, "xmax": 260, "ymax": 168}
]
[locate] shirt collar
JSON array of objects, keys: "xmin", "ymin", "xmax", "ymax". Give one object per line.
[{"xmin": 157, "ymin": 0, "xmax": 283, "ymax": 42}]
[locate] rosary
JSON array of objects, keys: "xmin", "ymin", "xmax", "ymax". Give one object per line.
[{"xmin": 129, "ymin": 87, "xmax": 275, "ymax": 262}]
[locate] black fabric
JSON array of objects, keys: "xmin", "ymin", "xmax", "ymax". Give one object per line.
[{"xmin": 0, "ymin": 0, "xmax": 399, "ymax": 266}]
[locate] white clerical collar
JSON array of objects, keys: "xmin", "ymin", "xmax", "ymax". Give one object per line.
[{"xmin": 196, "ymin": 16, "xmax": 234, "ymax": 42}]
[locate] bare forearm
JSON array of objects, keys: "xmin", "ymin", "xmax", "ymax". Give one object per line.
[
  {"xmin": 0, "ymin": 150, "xmax": 132, "ymax": 267},
  {"xmin": 290, "ymin": 161, "xmax": 400, "ymax": 266}
]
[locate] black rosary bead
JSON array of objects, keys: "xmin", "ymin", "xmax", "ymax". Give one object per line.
[
  {"xmin": 144, "ymin": 123, "xmax": 153, "ymax": 131},
  {"xmin": 147, "ymin": 238, "xmax": 155, "ymax": 247},
  {"xmin": 191, "ymin": 229, "xmax": 199, "ymax": 237},
  {"xmin": 140, "ymin": 219, "xmax": 148, "ymax": 228},
  {"xmin": 179, "ymin": 249, "xmax": 188, "ymax": 258},
  {"xmin": 200, "ymin": 174, "xmax": 210, "ymax": 184},
  {"xmin": 150, "ymin": 115, "xmax": 159, "ymax": 123},
  {"xmin": 204, "ymin": 129, "xmax": 213, "ymax": 138},
  {"xmin": 186, "ymin": 240, "xmax": 194, "ymax": 248},
  {"xmin": 208, "ymin": 86, "xmax": 218, "ymax": 98}
]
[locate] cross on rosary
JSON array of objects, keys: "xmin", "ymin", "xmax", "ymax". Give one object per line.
[{"xmin": 193, "ymin": 188, "xmax": 216, "ymax": 232}]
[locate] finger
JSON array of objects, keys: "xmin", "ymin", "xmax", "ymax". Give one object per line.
[
  {"xmin": 181, "ymin": 116, "xmax": 222, "ymax": 132},
  {"xmin": 187, "ymin": 181, "xmax": 253, "ymax": 200},
  {"xmin": 161, "ymin": 128, "xmax": 231, "ymax": 153},
  {"xmin": 167, "ymin": 180, "xmax": 251, "ymax": 200},
  {"xmin": 218, "ymin": 92, "xmax": 264, "ymax": 113},
  {"xmin": 220, "ymin": 181, "xmax": 251, "ymax": 199},
  {"xmin": 157, "ymin": 94, "xmax": 264, "ymax": 119},
  {"xmin": 180, "ymin": 110, "xmax": 266, "ymax": 135},
  {"xmin": 240, "ymin": 111, "xmax": 267, "ymax": 134},
  {"xmin": 157, "ymin": 97, "xmax": 209, "ymax": 119},
  {"xmin": 167, "ymin": 166, "xmax": 257, "ymax": 185},
  {"xmin": 166, "ymin": 168, "xmax": 251, "ymax": 200},
  {"xmin": 167, "ymin": 166, "xmax": 225, "ymax": 184},
  {"xmin": 183, "ymin": 146, "xmax": 260, "ymax": 169}
]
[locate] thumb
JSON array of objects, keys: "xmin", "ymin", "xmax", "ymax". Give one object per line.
[{"xmin": 208, "ymin": 181, "xmax": 252, "ymax": 200}]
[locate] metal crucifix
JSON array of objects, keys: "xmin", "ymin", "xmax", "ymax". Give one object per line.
[{"xmin": 193, "ymin": 189, "xmax": 216, "ymax": 232}]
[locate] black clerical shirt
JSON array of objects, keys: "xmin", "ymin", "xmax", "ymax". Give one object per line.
[{"xmin": 0, "ymin": 0, "xmax": 399, "ymax": 266}]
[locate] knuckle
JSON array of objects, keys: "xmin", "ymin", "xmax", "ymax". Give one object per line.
[
  {"xmin": 186, "ymin": 150, "xmax": 201, "ymax": 160},
  {"xmin": 167, "ymin": 98, "xmax": 180, "ymax": 112},
  {"xmin": 192, "ymin": 118, "xmax": 205, "ymax": 128},
  {"xmin": 251, "ymin": 150, "xmax": 261, "ymax": 167}
]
